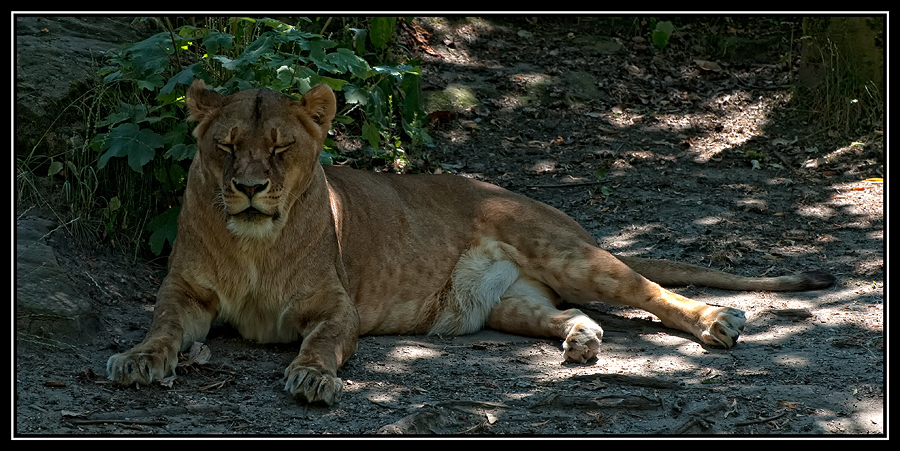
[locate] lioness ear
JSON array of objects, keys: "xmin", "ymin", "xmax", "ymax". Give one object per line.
[
  {"xmin": 186, "ymin": 79, "xmax": 224, "ymax": 124},
  {"xmin": 299, "ymin": 84, "xmax": 336, "ymax": 134}
]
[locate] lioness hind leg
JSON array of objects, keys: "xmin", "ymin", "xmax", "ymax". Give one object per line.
[
  {"xmin": 498, "ymin": 241, "xmax": 746, "ymax": 348},
  {"xmin": 485, "ymin": 276, "xmax": 604, "ymax": 363}
]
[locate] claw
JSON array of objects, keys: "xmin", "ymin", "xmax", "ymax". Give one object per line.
[
  {"xmin": 284, "ymin": 365, "xmax": 342, "ymax": 406},
  {"xmin": 698, "ymin": 306, "xmax": 746, "ymax": 349}
]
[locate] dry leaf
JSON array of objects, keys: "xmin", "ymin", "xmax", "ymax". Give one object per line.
[
  {"xmin": 694, "ymin": 59, "xmax": 722, "ymax": 72},
  {"xmin": 159, "ymin": 375, "xmax": 177, "ymax": 388},
  {"xmin": 771, "ymin": 137, "xmax": 795, "ymax": 146},
  {"xmin": 598, "ymin": 127, "xmax": 619, "ymax": 135},
  {"xmin": 804, "ymin": 158, "xmax": 827, "ymax": 168},
  {"xmin": 182, "ymin": 342, "xmax": 210, "ymax": 366}
]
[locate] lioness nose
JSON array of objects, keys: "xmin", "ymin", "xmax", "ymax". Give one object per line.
[{"xmin": 233, "ymin": 179, "xmax": 269, "ymax": 198}]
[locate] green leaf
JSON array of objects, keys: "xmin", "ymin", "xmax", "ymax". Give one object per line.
[
  {"xmin": 373, "ymin": 64, "xmax": 414, "ymax": 80},
  {"xmin": 154, "ymin": 163, "xmax": 187, "ymax": 191},
  {"xmin": 369, "ymin": 17, "xmax": 396, "ymax": 49},
  {"xmin": 147, "ymin": 206, "xmax": 181, "ymax": 256},
  {"xmin": 652, "ymin": 21, "xmax": 675, "ymax": 50},
  {"xmin": 316, "ymin": 76, "xmax": 348, "ymax": 92},
  {"xmin": 363, "ymin": 86, "xmax": 387, "ymax": 126},
  {"xmin": 304, "ymin": 38, "xmax": 336, "ymax": 71},
  {"xmin": 342, "ymin": 84, "xmax": 369, "ymax": 105},
  {"xmin": 202, "ymin": 30, "xmax": 234, "ymax": 55},
  {"xmin": 319, "ymin": 149, "xmax": 339, "ymax": 165},
  {"xmin": 217, "ymin": 35, "xmax": 274, "ymax": 71},
  {"xmin": 136, "ymin": 74, "xmax": 165, "ymax": 91},
  {"xmin": 101, "ymin": 101, "xmax": 155, "ymax": 126},
  {"xmin": 349, "ymin": 28, "xmax": 368, "ymax": 55},
  {"xmin": 128, "ymin": 33, "xmax": 174, "ymax": 76},
  {"xmin": 108, "ymin": 196, "xmax": 121, "ymax": 212},
  {"xmin": 98, "ymin": 123, "xmax": 165, "ymax": 173},
  {"xmin": 47, "ymin": 160, "xmax": 64, "ymax": 176},
  {"xmin": 324, "ymin": 48, "xmax": 372, "ymax": 78},
  {"xmin": 400, "ymin": 70, "xmax": 424, "ymax": 124},
  {"xmin": 103, "ymin": 70, "xmax": 123, "ymax": 83},
  {"xmin": 292, "ymin": 66, "xmax": 319, "ymax": 93},
  {"xmin": 361, "ymin": 121, "xmax": 380, "ymax": 151},
  {"xmin": 164, "ymin": 143, "xmax": 196, "ymax": 161},
  {"xmin": 655, "ymin": 20, "xmax": 675, "ymax": 35},
  {"xmin": 161, "ymin": 63, "xmax": 200, "ymax": 95},
  {"xmin": 402, "ymin": 117, "xmax": 434, "ymax": 148}
]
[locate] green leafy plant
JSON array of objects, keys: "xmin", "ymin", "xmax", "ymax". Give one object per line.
[
  {"xmin": 92, "ymin": 16, "xmax": 431, "ymax": 255},
  {"xmin": 594, "ymin": 168, "xmax": 614, "ymax": 197},
  {"xmin": 652, "ymin": 21, "xmax": 675, "ymax": 51}
]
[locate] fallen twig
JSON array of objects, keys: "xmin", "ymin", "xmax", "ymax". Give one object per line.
[
  {"xmin": 734, "ymin": 410, "xmax": 788, "ymax": 427},
  {"xmin": 570, "ymin": 373, "xmax": 682, "ymax": 389},
  {"xmin": 457, "ymin": 420, "xmax": 489, "ymax": 434},
  {"xmin": 673, "ymin": 416, "xmax": 712, "ymax": 434},
  {"xmin": 526, "ymin": 181, "xmax": 605, "ymax": 189},
  {"xmin": 199, "ymin": 377, "xmax": 232, "ymax": 391},
  {"xmin": 376, "ymin": 406, "xmax": 449, "ymax": 435},
  {"xmin": 668, "ymin": 401, "xmax": 729, "ymax": 434},
  {"xmin": 68, "ymin": 419, "xmax": 167, "ymax": 426}
]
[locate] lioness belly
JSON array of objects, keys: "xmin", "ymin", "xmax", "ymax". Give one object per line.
[
  {"xmin": 428, "ymin": 237, "xmax": 521, "ymax": 335},
  {"xmin": 353, "ymin": 237, "xmax": 542, "ymax": 338}
]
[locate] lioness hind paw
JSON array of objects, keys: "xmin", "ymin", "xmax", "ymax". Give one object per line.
[
  {"xmin": 284, "ymin": 365, "xmax": 343, "ymax": 406},
  {"xmin": 563, "ymin": 321, "xmax": 604, "ymax": 363},
  {"xmin": 698, "ymin": 306, "xmax": 746, "ymax": 349}
]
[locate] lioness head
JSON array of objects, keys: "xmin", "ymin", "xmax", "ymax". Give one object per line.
[{"xmin": 186, "ymin": 80, "xmax": 336, "ymax": 240}]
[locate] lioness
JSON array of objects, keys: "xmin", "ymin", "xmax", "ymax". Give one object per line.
[{"xmin": 107, "ymin": 80, "xmax": 834, "ymax": 405}]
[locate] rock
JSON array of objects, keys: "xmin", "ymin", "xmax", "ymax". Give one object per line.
[
  {"xmin": 15, "ymin": 17, "xmax": 157, "ymax": 342},
  {"xmin": 15, "ymin": 16, "xmax": 157, "ymax": 161},
  {"xmin": 16, "ymin": 215, "xmax": 98, "ymax": 342}
]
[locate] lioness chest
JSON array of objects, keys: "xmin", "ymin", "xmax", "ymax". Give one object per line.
[{"xmin": 207, "ymin": 253, "xmax": 305, "ymax": 343}]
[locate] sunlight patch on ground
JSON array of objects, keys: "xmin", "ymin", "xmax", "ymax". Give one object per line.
[
  {"xmin": 693, "ymin": 215, "xmax": 725, "ymax": 226},
  {"xmin": 771, "ymin": 352, "xmax": 812, "ymax": 368},
  {"xmin": 363, "ymin": 343, "xmax": 445, "ymax": 375},
  {"xmin": 607, "ymin": 223, "xmax": 664, "ymax": 251},
  {"xmin": 739, "ymin": 321, "xmax": 815, "ymax": 345},
  {"xmin": 665, "ymin": 90, "xmax": 785, "ymax": 162},
  {"xmin": 794, "ymin": 204, "xmax": 836, "ymax": 219},
  {"xmin": 387, "ymin": 344, "xmax": 443, "ymax": 360}
]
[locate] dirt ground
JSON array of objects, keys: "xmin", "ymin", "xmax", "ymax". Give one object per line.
[{"xmin": 14, "ymin": 17, "xmax": 884, "ymax": 437}]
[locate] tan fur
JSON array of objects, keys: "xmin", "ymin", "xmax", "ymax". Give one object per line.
[{"xmin": 107, "ymin": 81, "xmax": 834, "ymax": 405}]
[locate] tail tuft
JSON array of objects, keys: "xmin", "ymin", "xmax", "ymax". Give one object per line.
[{"xmin": 796, "ymin": 270, "xmax": 836, "ymax": 290}]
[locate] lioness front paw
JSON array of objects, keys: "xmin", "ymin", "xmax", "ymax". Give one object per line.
[
  {"xmin": 563, "ymin": 320, "xmax": 604, "ymax": 363},
  {"xmin": 698, "ymin": 306, "xmax": 746, "ymax": 349},
  {"xmin": 107, "ymin": 343, "xmax": 177, "ymax": 386},
  {"xmin": 284, "ymin": 364, "xmax": 343, "ymax": 406}
]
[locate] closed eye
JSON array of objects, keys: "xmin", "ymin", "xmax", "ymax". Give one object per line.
[
  {"xmin": 272, "ymin": 141, "xmax": 294, "ymax": 155},
  {"xmin": 216, "ymin": 142, "xmax": 234, "ymax": 154}
]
